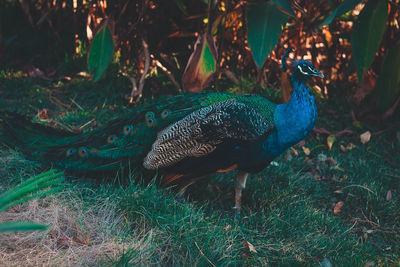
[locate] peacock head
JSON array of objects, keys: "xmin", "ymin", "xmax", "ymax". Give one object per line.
[{"xmin": 292, "ymin": 60, "xmax": 324, "ymax": 81}]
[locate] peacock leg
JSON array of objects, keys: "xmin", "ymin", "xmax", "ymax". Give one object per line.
[{"xmin": 233, "ymin": 171, "xmax": 248, "ymax": 217}]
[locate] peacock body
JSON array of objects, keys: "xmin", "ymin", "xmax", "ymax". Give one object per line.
[{"xmin": 1, "ymin": 58, "xmax": 323, "ymax": 212}]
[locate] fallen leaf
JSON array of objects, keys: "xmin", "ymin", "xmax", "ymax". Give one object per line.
[
  {"xmin": 386, "ymin": 190, "xmax": 392, "ymax": 201},
  {"xmin": 38, "ymin": 109, "xmax": 49, "ymax": 121},
  {"xmin": 340, "ymin": 143, "xmax": 356, "ymax": 152},
  {"xmin": 244, "ymin": 241, "xmax": 257, "ymax": 253},
  {"xmin": 365, "ymin": 261, "xmax": 376, "ymax": 267},
  {"xmin": 333, "ymin": 201, "xmax": 344, "ymax": 215},
  {"xmin": 327, "ymin": 135, "xmax": 336, "ymax": 150},
  {"xmin": 302, "ymin": 146, "xmax": 311, "ymax": 155},
  {"xmin": 360, "ymin": 131, "xmax": 371, "ymax": 144}
]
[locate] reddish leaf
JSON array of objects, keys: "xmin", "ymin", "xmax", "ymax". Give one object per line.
[
  {"xmin": 182, "ymin": 33, "xmax": 217, "ymax": 92},
  {"xmin": 333, "ymin": 201, "xmax": 344, "ymax": 215}
]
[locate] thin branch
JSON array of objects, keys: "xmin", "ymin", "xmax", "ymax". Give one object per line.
[
  {"xmin": 194, "ymin": 241, "xmax": 216, "ymax": 267},
  {"xmin": 382, "ymin": 93, "xmax": 400, "ymax": 119},
  {"xmin": 154, "ymin": 59, "xmax": 182, "ymax": 93},
  {"xmin": 129, "ymin": 38, "xmax": 150, "ymax": 103}
]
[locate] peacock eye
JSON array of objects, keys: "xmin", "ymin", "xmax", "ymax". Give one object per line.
[
  {"xmin": 66, "ymin": 148, "xmax": 76, "ymax": 157},
  {"xmin": 145, "ymin": 111, "xmax": 155, "ymax": 120},
  {"xmin": 123, "ymin": 125, "xmax": 131, "ymax": 135},
  {"xmin": 161, "ymin": 109, "xmax": 170, "ymax": 118},
  {"xmin": 90, "ymin": 148, "xmax": 99, "ymax": 154},
  {"xmin": 107, "ymin": 135, "xmax": 117, "ymax": 143},
  {"xmin": 78, "ymin": 147, "xmax": 89, "ymax": 157},
  {"xmin": 146, "ymin": 117, "xmax": 156, "ymax": 127}
]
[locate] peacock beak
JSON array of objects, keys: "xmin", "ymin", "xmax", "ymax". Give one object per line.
[{"xmin": 312, "ymin": 70, "xmax": 324, "ymax": 78}]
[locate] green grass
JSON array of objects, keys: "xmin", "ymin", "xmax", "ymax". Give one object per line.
[{"xmin": 0, "ymin": 70, "xmax": 399, "ymax": 266}]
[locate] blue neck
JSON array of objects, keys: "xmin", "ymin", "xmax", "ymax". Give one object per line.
[{"xmin": 264, "ymin": 74, "xmax": 317, "ymax": 157}]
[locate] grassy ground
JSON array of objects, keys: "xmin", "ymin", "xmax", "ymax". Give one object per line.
[{"xmin": 0, "ymin": 70, "xmax": 399, "ymax": 266}]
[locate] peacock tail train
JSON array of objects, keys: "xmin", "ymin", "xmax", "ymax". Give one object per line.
[{"xmin": 0, "ymin": 92, "xmax": 276, "ymax": 174}]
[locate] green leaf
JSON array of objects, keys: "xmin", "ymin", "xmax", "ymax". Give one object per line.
[
  {"xmin": 376, "ymin": 45, "xmax": 400, "ymax": 111},
  {"xmin": 351, "ymin": 0, "xmax": 387, "ymax": 83},
  {"xmin": 320, "ymin": 0, "xmax": 361, "ymax": 26},
  {"xmin": 272, "ymin": 0, "xmax": 295, "ymax": 16},
  {"xmin": 247, "ymin": 1, "xmax": 288, "ymax": 69},
  {"xmin": 182, "ymin": 33, "xmax": 217, "ymax": 92},
  {"xmin": 0, "ymin": 222, "xmax": 48, "ymax": 233},
  {"xmin": 174, "ymin": 0, "xmax": 188, "ymax": 15},
  {"xmin": 87, "ymin": 22, "xmax": 114, "ymax": 82}
]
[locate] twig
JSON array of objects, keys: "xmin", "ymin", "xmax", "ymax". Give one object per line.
[
  {"xmin": 341, "ymin": 184, "xmax": 377, "ymax": 195},
  {"xmin": 382, "ymin": 93, "xmax": 400, "ymax": 119},
  {"xmin": 221, "ymin": 69, "xmax": 241, "ymax": 86},
  {"xmin": 129, "ymin": 38, "xmax": 150, "ymax": 103},
  {"xmin": 154, "ymin": 59, "xmax": 182, "ymax": 93},
  {"xmin": 342, "ymin": 219, "xmax": 358, "ymax": 235},
  {"xmin": 194, "ymin": 241, "xmax": 216, "ymax": 267},
  {"xmin": 70, "ymin": 98, "xmax": 84, "ymax": 111},
  {"xmin": 79, "ymin": 118, "xmax": 96, "ymax": 130}
]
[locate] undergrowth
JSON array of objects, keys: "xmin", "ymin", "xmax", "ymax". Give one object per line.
[{"xmin": 0, "ymin": 70, "xmax": 399, "ymax": 266}]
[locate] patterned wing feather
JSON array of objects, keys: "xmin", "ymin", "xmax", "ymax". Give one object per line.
[{"xmin": 143, "ymin": 99, "xmax": 274, "ymax": 170}]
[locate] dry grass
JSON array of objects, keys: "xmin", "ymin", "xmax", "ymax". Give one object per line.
[{"xmin": 0, "ymin": 187, "xmax": 152, "ymax": 266}]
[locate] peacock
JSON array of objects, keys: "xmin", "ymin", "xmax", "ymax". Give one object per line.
[{"xmin": 0, "ymin": 52, "xmax": 323, "ymax": 214}]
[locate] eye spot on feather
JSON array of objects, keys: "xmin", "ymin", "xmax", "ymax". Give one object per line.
[
  {"xmin": 145, "ymin": 111, "xmax": 155, "ymax": 120},
  {"xmin": 78, "ymin": 147, "xmax": 89, "ymax": 158},
  {"xmin": 107, "ymin": 135, "xmax": 117, "ymax": 143},
  {"xmin": 235, "ymin": 146, "xmax": 240, "ymax": 151},
  {"xmin": 123, "ymin": 125, "xmax": 132, "ymax": 135},
  {"xmin": 66, "ymin": 148, "xmax": 76, "ymax": 157},
  {"xmin": 146, "ymin": 117, "xmax": 156, "ymax": 127},
  {"xmin": 161, "ymin": 109, "xmax": 170, "ymax": 118},
  {"xmin": 90, "ymin": 148, "xmax": 99, "ymax": 154}
]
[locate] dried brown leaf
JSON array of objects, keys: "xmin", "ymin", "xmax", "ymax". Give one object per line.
[
  {"xmin": 302, "ymin": 146, "xmax": 311, "ymax": 156},
  {"xmin": 360, "ymin": 131, "xmax": 371, "ymax": 144},
  {"xmin": 244, "ymin": 241, "xmax": 257, "ymax": 253},
  {"xmin": 333, "ymin": 201, "xmax": 344, "ymax": 215}
]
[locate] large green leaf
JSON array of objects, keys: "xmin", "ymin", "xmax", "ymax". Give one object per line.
[
  {"xmin": 0, "ymin": 222, "xmax": 48, "ymax": 233},
  {"xmin": 247, "ymin": 1, "xmax": 288, "ymax": 69},
  {"xmin": 351, "ymin": 0, "xmax": 387, "ymax": 83},
  {"xmin": 376, "ymin": 45, "xmax": 400, "ymax": 111},
  {"xmin": 182, "ymin": 33, "xmax": 217, "ymax": 92},
  {"xmin": 87, "ymin": 22, "xmax": 114, "ymax": 82},
  {"xmin": 320, "ymin": 0, "xmax": 361, "ymax": 26},
  {"xmin": 272, "ymin": 0, "xmax": 295, "ymax": 16},
  {"xmin": 0, "ymin": 170, "xmax": 63, "ymax": 233}
]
